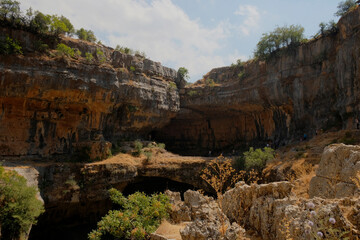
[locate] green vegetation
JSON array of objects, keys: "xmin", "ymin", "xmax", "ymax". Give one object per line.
[
  {"xmin": 132, "ymin": 140, "xmax": 143, "ymax": 157},
  {"xmin": 317, "ymin": 20, "xmax": 338, "ymax": 36},
  {"xmin": 85, "ymin": 52, "xmax": 94, "ymax": 62},
  {"xmin": 242, "ymin": 147, "xmax": 275, "ymax": 171},
  {"xmin": 96, "ymin": 48, "xmax": 106, "ymax": 63},
  {"xmin": 187, "ymin": 90, "xmax": 197, "ymax": 97},
  {"xmin": 115, "ymin": 45, "xmax": 134, "ymax": 55},
  {"xmin": 76, "ymin": 28, "xmax": 97, "ymax": 42},
  {"xmin": 254, "ymin": 25, "xmax": 305, "ymax": 61},
  {"xmin": 168, "ymin": 81, "xmax": 177, "ymax": 90},
  {"xmin": 144, "ymin": 151, "xmax": 153, "ymax": 162},
  {"xmin": 178, "ymin": 67, "xmax": 189, "ymax": 81},
  {"xmin": 157, "ymin": 143, "xmax": 165, "ymax": 149},
  {"xmin": 88, "ymin": 189, "xmax": 170, "ymax": 240},
  {"xmin": 231, "ymin": 59, "xmax": 244, "ymax": 68},
  {"xmin": 0, "ymin": 165, "xmax": 44, "ymax": 239},
  {"xmin": 56, "ymin": 43, "xmax": 74, "ymax": 58},
  {"xmin": 205, "ymin": 78, "xmax": 215, "ymax": 87},
  {"xmin": 0, "ymin": 35, "xmax": 22, "ymax": 55},
  {"xmin": 129, "ymin": 66, "xmax": 136, "ymax": 72},
  {"xmin": 335, "ymin": 0, "xmax": 357, "ymax": 17}
]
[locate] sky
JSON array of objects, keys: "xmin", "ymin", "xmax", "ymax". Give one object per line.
[{"xmin": 18, "ymin": 0, "xmax": 343, "ymax": 82}]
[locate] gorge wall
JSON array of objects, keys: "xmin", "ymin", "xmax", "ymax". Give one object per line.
[
  {"xmin": 0, "ymin": 27, "xmax": 179, "ymax": 158},
  {"xmin": 155, "ymin": 7, "xmax": 360, "ymax": 155}
]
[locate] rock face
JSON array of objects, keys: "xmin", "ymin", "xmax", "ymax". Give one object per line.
[
  {"xmin": 222, "ymin": 181, "xmax": 359, "ymax": 240},
  {"xmin": 309, "ymin": 144, "xmax": 360, "ymax": 198},
  {"xmin": 155, "ymin": 7, "xmax": 360, "ymax": 154},
  {"xmin": 0, "ymin": 27, "xmax": 179, "ymax": 158},
  {"xmin": 165, "ymin": 190, "xmax": 243, "ymax": 240}
]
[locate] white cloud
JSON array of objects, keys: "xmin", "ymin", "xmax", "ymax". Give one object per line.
[
  {"xmin": 18, "ymin": 0, "xmax": 235, "ymax": 81},
  {"xmin": 234, "ymin": 5, "xmax": 260, "ymax": 36}
]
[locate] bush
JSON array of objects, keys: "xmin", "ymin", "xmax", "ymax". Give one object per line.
[
  {"xmin": 243, "ymin": 147, "xmax": 275, "ymax": 171},
  {"xmin": 144, "ymin": 151, "xmax": 152, "ymax": 162},
  {"xmin": 335, "ymin": 0, "xmax": 357, "ymax": 17},
  {"xmin": 96, "ymin": 48, "xmax": 106, "ymax": 63},
  {"xmin": 254, "ymin": 25, "xmax": 305, "ymax": 60},
  {"xmin": 157, "ymin": 143, "xmax": 165, "ymax": 149},
  {"xmin": 88, "ymin": 189, "xmax": 170, "ymax": 240},
  {"xmin": 0, "ymin": 165, "xmax": 44, "ymax": 239},
  {"xmin": 0, "ymin": 35, "xmax": 22, "ymax": 55},
  {"xmin": 205, "ymin": 78, "xmax": 215, "ymax": 87},
  {"xmin": 168, "ymin": 82, "xmax": 177, "ymax": 90},
  {"xmin": 132, "ymin": 140, "xmax": 143, "ymax": 157},
  {"xmin": 129, "ymin": 66, "xmax": 136, "ymax": 72},
  {"xmin": 56, "ymin": 43, "xmax": 74, "ymax": 58},
  {"xmin": 85, "ymin": 52, "xmax": 94, "ymax": 62}
]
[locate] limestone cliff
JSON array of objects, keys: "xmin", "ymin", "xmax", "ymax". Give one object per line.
[
  {"xmin": 0, "ymin": 27, "xmax": 179, "ymax": 158},
  {"xmin": 155, "ymin": 7, "xmax": 360, "ymax": 154}
]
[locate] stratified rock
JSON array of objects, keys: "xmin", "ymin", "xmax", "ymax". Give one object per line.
[
  {"xmin": 155, "ymin": 7, "xmax": 360, "ymax": 154},
  {"xmin": 309, "ymin": 144, "xmax": 360, "ymax": 198}
]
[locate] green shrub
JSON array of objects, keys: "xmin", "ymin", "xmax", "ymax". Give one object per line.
[
  {"xmin": 88, "ymin": 189, "xmax": 170, "ymax": 240},
  {"xmin": 187, "ymin": 90, "xmax": 197, "ymax": 97},
  {"xmin": 74, "ymin": 49, "xmax": 82, "ymax": 58},
  {"xmin": 33, "ymin": 40, "xmax": 48, "ymax": 53},
  {"xmin": 56, "ymin": 43, "xmax": 74, "ymax": 58},
  {"xmin": 130, "ymin": 66, "xmax": 136, "ymax": 72},
  {"xmin": 0, "ymin": 166, "xmax": 44, "ymax": 239},
  {"xmin": 0, "ymin": 35, "xmax": 22, "ymax": 55},
  {"xmin": 132, "ymin": 140, "xmax": 143, "ymax": 157},
  {"xmin": 96, "ymin": 48, "xmax": 106, "ymax": 63},
  {"xmin": 85, "ymin": 52, "xmax": 94, "ymax": 62},
  {"xmin": 76, "ymin": 28, "xmax": 97, "ymax": 42},
  {"xmin": 168, "ymin": 82, "xmax": 177, "ymax": 90},
  {"xmin": 144, "ymin": 151, "xmax": 152, "ymax": 162},
  {"xmin": 243, "ymin": 147, "xmax": 275, "ymax": 171},
  {"xmin": 205, "ymin": 78, "xmax": 215, "ymax": 87},
  {"xmin": 157, "ymin": 143, "xmax": 165, "ymax": 149}
]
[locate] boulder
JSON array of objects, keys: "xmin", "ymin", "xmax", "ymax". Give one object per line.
[{"xmin": 309, "ymin": 144, "xmax": 360, "ymax": 198}]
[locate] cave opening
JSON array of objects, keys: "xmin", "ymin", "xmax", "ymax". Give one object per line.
[{"xmin": 29, "ymin": 177, "xmax": 199, "ymax": 240}]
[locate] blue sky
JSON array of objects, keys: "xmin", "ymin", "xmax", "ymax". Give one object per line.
[{"xmin": 19, "ymin": 0, "xmax": 342, "ymax": 82}]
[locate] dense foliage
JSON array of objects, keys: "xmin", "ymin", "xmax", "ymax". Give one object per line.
[
  {"xmin": 0, "ymin": 165, "xmax": 44, "ymax": 239},
  {"xmin": 76, "ymin": 28, "xmax": 97, "ymax": 42},
  {"xmin": 254, "ymin": 25, "xmax": 305, "ymax": 60},
  {"xmin": 335, "ymin": 0, "xmax": 357, "ymax": 17},
  {"xmin": 243, "ymin": 147, "xmax": 275, "ymax": 171},
  {"xmin": 0, "ymin": 35, "xmax": 22, "ymax": 54},
  {"xmin": 88, "ymin": 189, "xmax": 170, "ymax": 240}
]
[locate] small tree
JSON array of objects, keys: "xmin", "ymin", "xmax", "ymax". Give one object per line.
[
  {"xmin": 88, "ymin": 189, "xmax": 170, "ymax": 240},
  {"xmin": 76, "ymin": 28, "xmax": 97, "ymax": 42},
  {"xmin": 335, "ymin": 0, "xmax": 357, "ymax": 17},
  {"xmin": 0, "ymin": 0, "xmax": 20, "ymax": 21},
  {"xmin": 178, "ymin": 67, "xmax": 189, "ymax": 81},
  {"xmin": 30, "ymin": 11, "xmax": 51, "ymax": 34},
  {"xmin": 0, "ymin": 166, "xmax": 44, "ymax": 239},
  {"xmin": 56, "ymin": 43, "xmax": 74, "ymax": 58}
]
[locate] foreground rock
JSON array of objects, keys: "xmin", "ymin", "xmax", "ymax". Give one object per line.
[
  {"xmin": 166, "ymin": 190, "xmax": 244, "ymax": 240},
  {"xmin": 309, "ymin": 144, "xmax": 360, "ymax": 198},
  {"xmin": 222, "ymin": 181, "xmax": 360, "ymax": 240}
]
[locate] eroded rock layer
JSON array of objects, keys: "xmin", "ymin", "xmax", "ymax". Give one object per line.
[
  {"xmin": 0, "ymin": 27, "xmax": 179, "ymax": 158},
  {"xmin": 156, "ymin": 8, "xmax": 360, "ymax": 154}
]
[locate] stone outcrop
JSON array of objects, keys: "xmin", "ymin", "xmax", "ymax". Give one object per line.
[
  {"xmin": 0, "ymin": 27, "xmax": 179, "ymax": 158},
  {"xmin": 309, "ymin": 144, "xmax": 360, "ymax": 198},
  {"xmin": 155, "ymin": 7, "xmax": 360, "ymax": 154},
  {"xmin": 222, "ymin": 181, "xmax": 360, "ymax": 240},
  {"xmin": 165, "ymin": 190, "xmax": 243, "ymax": 240}
]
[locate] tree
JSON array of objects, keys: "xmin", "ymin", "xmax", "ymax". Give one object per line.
[
  {"xmin": 0, "ymin": 0, "xmax": 20, "ymax": 21},
  {"xmin": 254, "ymin": 25, "xmax": 305, "ymax": 60},
  {"xmin": 335, "ymin": 0, "xmax": 357, "ymax": 17},
  {"xmin": 76, "ymin": 28, "xmax": 97, "ymax": 42},
  {"xmin": 59, "ymin": 15, "xmax": 74, "ymax": 36},
  {"xmin": 178, "ymin": 67, "xmax": 189, "ymax": 81},
  {"xmin": 30, "ymin": 11, "xmax": 51, "ymax": 34},
  {"xmin": 0, "ymin": 166, "xmax": 44, "ymax": 239}
]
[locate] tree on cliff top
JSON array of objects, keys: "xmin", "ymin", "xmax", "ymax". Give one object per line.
[
  {"xmin": 254, "ymin": 25, "xmax": 305, "ymax": 61},
  {"xmin": 0, "ymin": 0, "xmax": 20, "ymax": 21},
  {"xmin": 335, "ymin": 0, "xmax": 357, "ymax": 17},
  {"xmin": 178, "ymin": 67, "xmax": 189, "ymax": 81},
  {"xmin": 0, "ymin": 165, "xmax": 44, "ymax": 239}
]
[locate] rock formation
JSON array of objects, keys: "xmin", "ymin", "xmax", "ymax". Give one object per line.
[
  {"xmin": 155, "ymin": 7, "xmax": 360, "ymax": 154},
  {"xmin": 0, "ymin": 27, "xmax": 179, "ymax": 159},
  {"xmin": 309, "ymin": 143, "xmax": 360, "ymax": 198}
]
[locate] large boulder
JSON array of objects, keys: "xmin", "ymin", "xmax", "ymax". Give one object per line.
[
  {"xmin": 165, "ymin": 190, "xmax": 244, "ymax": 240},
  {"xmin": 309, "ymin": 144, "xmax": 360, "ymax": 198}
]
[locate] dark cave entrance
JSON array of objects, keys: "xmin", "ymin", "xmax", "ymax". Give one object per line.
[{"xmin": 29, "ymin": 177, "xmax": 198, "ymax": 240}]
